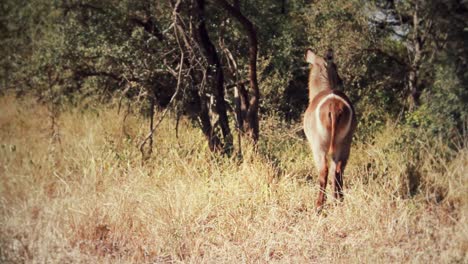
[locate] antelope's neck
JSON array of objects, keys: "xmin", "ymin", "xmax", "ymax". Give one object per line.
[{"xmin": 308, "ymin": 65, "xmax": 330, "ymax": 102}]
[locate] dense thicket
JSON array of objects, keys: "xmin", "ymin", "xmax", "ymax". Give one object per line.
[{"xmin": 1, "ymin": 0, "xmax": 467, "ymax": 152}]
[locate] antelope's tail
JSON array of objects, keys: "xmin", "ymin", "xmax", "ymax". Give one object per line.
[{"xmin": 328, "ymin": 112, "xmax": 336, "ymax": 155}]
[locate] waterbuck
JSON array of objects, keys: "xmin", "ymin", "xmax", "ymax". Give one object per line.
[{"xmin": 303, "ymin": 49, "xmax": 356, "ymax": 211}]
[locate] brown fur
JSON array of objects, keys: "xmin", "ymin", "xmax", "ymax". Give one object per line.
[{"xmin": 303, "ymin": 50, "xmax": 356, "ymax": 211}]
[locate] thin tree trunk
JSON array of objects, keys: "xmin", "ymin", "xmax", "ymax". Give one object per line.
[
  {"xmin": 215, "ymin": 0, "xmax": 260, "ymax": 143},
  {"xmin": 193, "ymin": 0, "xmax": 233, "ymax": 152},
  {"xmin": 147, "ymin": 94, "xmax": 155, "ymax": 158},
  {"xmin": 170, "ymin": 0, "xmax": 224, "ymax": 152},
  {"xmin": 195, "ymin": 90, "xmax": 222, "ymax": 151},
  {"xmin": 408, "ymin": 5, "xmax": 422, "ymax": 110},
  {"xmin": 281, "ymin": 0, "xmax": 287, "ymax": 14}
]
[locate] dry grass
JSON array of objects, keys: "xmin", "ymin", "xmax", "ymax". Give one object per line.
[{"xmin": 0, "ymin": 95, "xmax": 467, "ymax": 263}]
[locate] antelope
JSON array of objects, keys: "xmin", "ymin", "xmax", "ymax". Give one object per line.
[{"xmin": 303, "ymin": 49, "xmax": 356, "ymax": 211}]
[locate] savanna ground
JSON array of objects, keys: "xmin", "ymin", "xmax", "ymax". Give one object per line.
[{"xmin": 0, "ymin": 95, "xmax": 467, "ymax": 263}]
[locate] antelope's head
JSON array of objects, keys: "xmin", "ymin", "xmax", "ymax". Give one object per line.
[
  {"xmin": 305, "ymin": 48, "xmax": 342, "ymax": 92},
  {"xmin": 306, "ymin": 49, "xmax": 327, "ymax": 67},
  {"xmin": 305, "ymin": 49, "xmax": 330, "ymax": 98}
]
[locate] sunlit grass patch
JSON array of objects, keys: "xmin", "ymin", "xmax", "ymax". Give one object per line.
[{"xmin": 0, "ymin": 95, "xmax": 466, "ymax": 263}]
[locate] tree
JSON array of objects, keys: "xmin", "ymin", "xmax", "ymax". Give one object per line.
[
  {"xmin": 192, "ymin": 0, "xmax": 233, "ymax": 152},
  {"xmin": 214, "ymin": 0, "xmax": 260, "ymax": 143},
  {"xmin": 2, "ymin": 0, "xmax": 467, "ymax": 150},
  {"xmin": 373, "ymin": 0, "xmax": 468, "ymax": 110}
]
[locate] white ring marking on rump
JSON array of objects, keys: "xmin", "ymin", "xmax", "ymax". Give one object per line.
[{"xmin": 315, "ymin": 93, "xmax": 353, "ymax": 138}]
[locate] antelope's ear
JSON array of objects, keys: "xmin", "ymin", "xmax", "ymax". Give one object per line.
[{"xmin": 305, "ymin": 49, "xmax": 316, "ymax": 64}]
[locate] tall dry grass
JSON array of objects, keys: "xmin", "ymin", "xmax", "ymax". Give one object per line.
[{"xmin": 0, "ymin": 95, "xmax": 466, "ymax": 263}]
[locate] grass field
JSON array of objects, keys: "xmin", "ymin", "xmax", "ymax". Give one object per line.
[{"xmin": 0, "ymin": 95, "xmax": 467, "ymax": 263}]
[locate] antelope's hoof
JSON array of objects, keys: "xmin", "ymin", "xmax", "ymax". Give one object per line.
[
  {"xmin": 315, "ymin": 206, "xmax": 323, "ymax": 215},
  {"xmin": 333, "ymin": 195, "xmax": 344, "ymax": 203},
  {"xmin": 315, "ymin": 201, "xmax": 324, "ymax": 214}
]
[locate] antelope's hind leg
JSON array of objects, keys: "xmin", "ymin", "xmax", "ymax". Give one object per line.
[
  {"xmin": 333, "ymin": 160, "xmax": 344, "ymax": 201},
  {"xmin": 313, "ymin": 148, "xmax": 329, "ymax": 210},
  {"xmin": 332, "ymin": 145, "xmax": 350, "ymax": 202}
]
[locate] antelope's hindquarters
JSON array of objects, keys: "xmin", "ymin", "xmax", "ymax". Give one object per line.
[{"xmin": 304, "ymin": 92, "xmax": 354, "ymax": 165}]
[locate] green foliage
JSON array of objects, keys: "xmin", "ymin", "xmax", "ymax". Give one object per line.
[
  {"xmin": 0, "ymin": 0, "xmax": 467, "ymax": 146},
  {"xmin": 406, "ymin": 59, "xmax": 468, "ymax": 144}
]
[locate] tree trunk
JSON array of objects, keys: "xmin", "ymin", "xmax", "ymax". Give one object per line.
[
  {"xmin": 171, "ymin": 0, "xmax": 224, "ymax": 152},
  {"xmin": 408, "ymin": 4, "xmax": 423, "ymax": 111},
  {"xmin": 233, "ymin": 0, "xmax": 240, "ymax": 10},
  {"xmin": 194, "ymin": 89, "xmax": 223, "ymax": 151},
  {"xmin": 193, "ymin": 0, "xmax": 233, "ymax": 152},
  {"xmin": 215, "ymin": 0, "xmax": 260, "ymax": 143}
]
